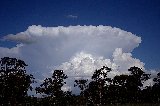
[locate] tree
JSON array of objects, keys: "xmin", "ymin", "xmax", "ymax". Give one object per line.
[
  {"xmin": 126, "ymin": 66, "xmax": 150, "ymax": 102},
  {"xmin": 74, "ymin": 79, "xmax": 88, "ymax": 96},
  {"xmin": 152, "ymin": 72, "xmax": 160, "ymax": 102},
  {"xmin": 110, "ymin": 74, "xmax": 129, "ymax": 103},
  {"xmin": 85, "ymin": 66, "xmax": 112, "ymax": 105},
  {"xmin": 35, "ymin": 70, "xmax": 68, "ymax": 105},
  {"xmin": 107, "ymin": 66, "xmax": 150, "ymax": 104},
  {"xmin": 0, "ymin": 57, "xmax": 34, "ymax": 105},
  {"xmin": 74, "ymin": 79, "xmax": 88, "ymax": 105}
]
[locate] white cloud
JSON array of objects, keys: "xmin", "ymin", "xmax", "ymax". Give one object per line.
[
  {"xmin": 3, "ymin": 25, "xmax": 141, "ymax": 57},
  {"xmin": 113, "ymin": 48, "xmax": 145, "ymax": 71},
  {"xmin": 0, "ymin": 44, "xmax": 22, "ymax": 58},
  {"xmin": 0, "ymin": 25, "xmax": 144, "ymax": 93},
  {"xmin": 67, "ymin": 15, "xmax": 78, "ymax": 19},
  {"xmin": 57, "ymin": 49, "xmax": 145, "ymax": 93},
  {"xmin": 57, "ymin": 51, "xmax": 117, "ymax": 78}
]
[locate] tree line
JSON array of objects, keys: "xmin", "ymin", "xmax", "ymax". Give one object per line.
[{"xmin": 0, "ymin": 57, "xmax": 160, "ymax": 106}]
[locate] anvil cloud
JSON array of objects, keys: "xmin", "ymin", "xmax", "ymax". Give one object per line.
[{"xmin": 1, "ymin": 25, "xmax": 147, "ymax": 92}]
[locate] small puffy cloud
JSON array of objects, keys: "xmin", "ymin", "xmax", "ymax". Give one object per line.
[
  {"xmin": 0, "ymin": 25, "xmax": 144, "ymax": 93},
  {"xmin": 67, "ymin": 14, "xmax": 78, "ymax": 19}
]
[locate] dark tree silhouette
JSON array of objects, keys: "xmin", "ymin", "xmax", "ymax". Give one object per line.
[
  {"xmin": 74, "ymin": 79, "xmax": 88, "ymax": 105},
  {"xmin": 141, "ymin": 86, "xmax": 153, "ymax": 103},
  {"xmin": 110, "ymin": 74, "xmax": 129, "ymax": 103},
  {"xmin": 126, "ymin": 66, "xmax": 150, "ymax": 102},
  {"xmin": 107, "ymin": 66, "xmax": 150, "ymax": 104},
  {"xmin": 63, "ymin": 91, "xmax": 75, "ymax": 105},
  {"xmin": 152, "ymin": 72, "xmax": 160, "ymax": 102},
  {"xmin": 74, "ymin": 79, "xmax": 88, "ymax": 96},
  {"xmin": 85, "ymin": 66, "xmax": 112, "ymax": 105},
  {"xmin": 1, "ymin": 56, "xmax": 159, "ymax": 105},
  {"xmin": 0, "ymin": 57, "xmax": 34, "ymax": 105},
  {"xmin": 35, "ymin": 70, "xmax": 68, "ymax": 105}
]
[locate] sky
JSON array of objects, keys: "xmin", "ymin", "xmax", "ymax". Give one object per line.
[{"xmin": 0, "ymin": 0, "xmax": 160, "ymax": 93}]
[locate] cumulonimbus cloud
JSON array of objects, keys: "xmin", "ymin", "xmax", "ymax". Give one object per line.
[
  {"xmin": 2, "ymin": 25, "xmax": 141, "ymax": 57},
  {"xmin": 1, "ymin": 25, "xmax": 151, "ymax": 93}
]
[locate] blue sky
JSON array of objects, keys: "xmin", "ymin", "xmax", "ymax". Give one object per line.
[{"xmin": 0, "ymin": 0, "xmax": 160, "ymax": 69}]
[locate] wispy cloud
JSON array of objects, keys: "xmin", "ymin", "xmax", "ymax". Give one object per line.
[{"xmin": 67, "ymin": 14, "xmax": 78, "ymax": 19}]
